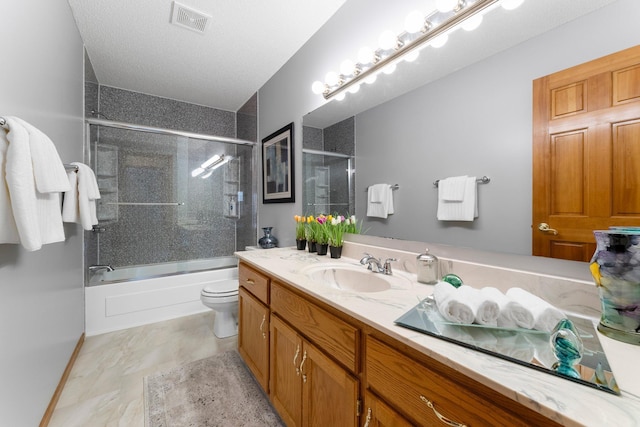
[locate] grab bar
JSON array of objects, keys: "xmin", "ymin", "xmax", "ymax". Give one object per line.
[{"xmin": 104, "ymin": 202, "xmax": 185, "ymax": 206}]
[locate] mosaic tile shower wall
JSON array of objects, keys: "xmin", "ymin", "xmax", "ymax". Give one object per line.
[{"xmin": 84, "ymin": 80, "xmax": 257, "ymax": 275}]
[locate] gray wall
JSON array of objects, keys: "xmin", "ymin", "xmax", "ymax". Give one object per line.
[
  {"xmin": 0, "ymin": 0, "xmax": 85, "ymax": 425},
  {"xmin": 259, "ymin": 0, "xmax": 639, "ymax": 254}
]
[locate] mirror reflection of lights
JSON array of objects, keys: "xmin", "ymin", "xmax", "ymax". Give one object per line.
[{"xmin": 191, "ymin": 154, "xmax": 232, "ymax": 178}]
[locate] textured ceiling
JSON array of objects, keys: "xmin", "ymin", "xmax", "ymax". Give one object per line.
[{"xmin": 67, "ymin": 0, "xmax": 347, "ymax": 112}]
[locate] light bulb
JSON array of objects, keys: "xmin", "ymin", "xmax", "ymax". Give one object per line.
[
  {"xmin": 382, "ymin": 63, "xmax": 396, "ymax": 75},
  {"xmin": 430, "ymin": 33, "xmax": 448, "ymax": 48},
  {"xmin": 348, "ymin": 84, "xmax": 360, "ymax": 94},
  {"xmin": 201, "ymin": 170, "xmax": 213, "ymax": 179},
  {"xmin": 335, "ymin": 92, "xmax": 346, "ymax": 101},
  {"xmin": 364, "ymin": 74, "xmax": 377, "ymax": 85},
  {"xmin": 191, "ymin": 167, "xmax": 204, "ymax": 177},
  {"xmin": 462, "ymin": 14, "xmax": 483, "ymax": 31},
  {"xmin": 311, "ymin": 81, "xmax": 325, "ymax": 95},
  {"xmin": 436, "ymin": 0, "xmax": 458, "ymax": 13},
  {"xmin": 325, "ymin": 71, "xmax": 339, "ymax": 86},
  {"xmin": 379, "ymin": 30, "xmax": 398, "ymax": 50},
  {"xmin": 501, "ymin": 0, "xmax": 524, "ymax": 10},
  {"xmin": 357, "ymin": 46, "xmax": 375, "ymax": 65},
  {"xmin": 404, "ymin": 50, "xmax": 420, "ymax": 62},
  {"xmin": 340, "ymin": 59, "xmax": 355, "ymax": 76},
  {"xmin": 404, "ymin": 10, "xmax": 424, "ymax": 33}
]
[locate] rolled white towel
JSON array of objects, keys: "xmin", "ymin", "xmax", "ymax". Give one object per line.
[
  {"xmin": 506, "ymin": 288, "xmax": 566, "ymax": 333},
  {"xmin": 433, "ymin": 282, "xmax": 475, "ymax": 324},
  {"xmin": 468, "ymin": 286, "xmax": 500, "ymax": 326},
  {"xmin": 480, "ymin": 286, "xmax": 516, "ymax": 328}
]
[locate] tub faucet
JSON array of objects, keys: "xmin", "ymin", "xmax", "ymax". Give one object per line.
[{"xmin": 89, "ymin": 264, "xmax": 114, "ymax": 272}]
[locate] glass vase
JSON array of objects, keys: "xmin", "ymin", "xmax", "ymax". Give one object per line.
[
  {"xmin": 590, "ymin": 230, "xmax": 640, "ymax": 345},
  {"xmin": 258, "ymin": 227, "xmax": 278, "ymax": 249}
]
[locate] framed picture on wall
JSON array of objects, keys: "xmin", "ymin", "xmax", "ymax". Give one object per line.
[{"xmin": 262, "ymin": 122, "xmax": 295, "ymax": 203}]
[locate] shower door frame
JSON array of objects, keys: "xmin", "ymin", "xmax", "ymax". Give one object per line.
[{"xmin": 302, "ymin": 148, "xmax": 355, "ymax": 216}]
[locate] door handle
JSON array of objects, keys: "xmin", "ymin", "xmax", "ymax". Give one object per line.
[{"xmin": 538, "ymin": 223, "xmax": 558, "ymax": 235}]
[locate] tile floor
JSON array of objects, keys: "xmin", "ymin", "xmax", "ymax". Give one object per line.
[{"xmin": 49, "ymin": 311, "xmax": 237, "ymax": 427}]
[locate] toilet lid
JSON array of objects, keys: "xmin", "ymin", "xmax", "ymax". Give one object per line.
[{"xmin": 202, "ymin": 280, "xmax": 238, "ymax": 297}]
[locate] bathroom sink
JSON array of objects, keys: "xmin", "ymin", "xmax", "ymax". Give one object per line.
[{"xmin": 301, "ymin": 263, "xmax": 395, "ymax": 293}]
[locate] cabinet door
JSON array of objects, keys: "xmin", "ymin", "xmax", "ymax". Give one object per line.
[
  {"xmin": 302, "ymin": 341, "xmax": 359, "ymax": 427},
  {"xmin": 238, "ymin": 287, "xmax": 269, "ymax": 391},
  {"xmin": 363, "ymin": 391, "xmax": 412, "ymax": 427},
  {"xmin": 270, "ymin": 315, "xmax": 303, "ymax": 427}
]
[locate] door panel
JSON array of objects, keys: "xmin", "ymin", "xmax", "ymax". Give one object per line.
[
  {"xmin": 533, "ymin": 45, "xmax": 640, "ymax": 261},
  {"xmin": 270, "ymin": 315, "xmax": 302, "ymax": 427}
]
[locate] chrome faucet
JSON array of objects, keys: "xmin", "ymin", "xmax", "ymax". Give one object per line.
[
  {"xmin": 360, "ymin": 253, "xmax": 396, "ymax": 275},
  {"xmin": 89, "ymin": 264, "xmax": 114, "ymax": 272}
]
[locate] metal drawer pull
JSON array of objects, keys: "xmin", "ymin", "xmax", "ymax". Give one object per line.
[
  {"xmin": 293, "ymin": 344, "xmax": 301, "ymax": 375},
  {"xmin": 420, "ymin": 396, "xmax": 467, "ymax": 427},
  {"xmin": 363, "ymin": 408, "xmax": 372, "ymax": 427},
  {"xmin": 299, "ymin": 350, "xmax": 307, "ymax": 383},
  {"xmin": 259, "ymin": 314, "xmax": 266, "ymax": 339},
  {"xmin": 245, "ymin": 278, "xmax": 255, "ymax": 285}
]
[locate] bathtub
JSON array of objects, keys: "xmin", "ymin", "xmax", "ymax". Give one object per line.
[{"xmin": 85, "ymin": 257, "xmax": 238, "ymax": 336}]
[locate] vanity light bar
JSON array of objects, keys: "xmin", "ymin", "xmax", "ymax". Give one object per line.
[{"xmin": 320, "ymin": 0, "xmax": 501, "ymax": 100}]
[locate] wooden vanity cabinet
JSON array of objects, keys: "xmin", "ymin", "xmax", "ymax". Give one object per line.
[
  {"xmin": 270, "ymin": 281, "xmax": 360, "ymax": 427},
  {"xmin": 363, "ymin": 391, "xmax": 413, "ymax": 427},
  {"xmin": 270, "ymin": 315, "xmax": 359, "ymax": 427},
  {"xmin": 237, "ymin": 262, "xmax": 270, "ymax": 392},
  {"xmin": 365, "ymin": 335, "xmax": 561, "ymax": 427}
]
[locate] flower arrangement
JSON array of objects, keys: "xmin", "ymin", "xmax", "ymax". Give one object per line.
[
  {"xmin": 294, "ymin": 215, "xmax": 307, "ymax": 240},
  {"xmin": 328, "ymin": 214, "xmax": 360, "ymax": 247},
  {"xmin": 314, "ymin": 215, "xmax": 330, "ymax": 245}
]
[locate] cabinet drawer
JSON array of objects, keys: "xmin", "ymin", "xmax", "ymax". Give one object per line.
[
  {"xmin": 271, "ymin": 281, "xmax": 358, "ymax": 373},
  {"xmin": 239, "ymin": 262, "xmax": 269, "ymax": 304},
  {"xmin": 366, "ymin": 336, "xmax": 550, "ymax": 427}
]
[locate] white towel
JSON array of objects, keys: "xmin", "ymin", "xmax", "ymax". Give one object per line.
[
  {"xmin": 0, "ymin": 123, "xmax": 21, "ymax": 245},
  {"xmin": 12, "ymin": 117, "xmax": 70, "ymax": 194},
  {"xmin": 439, "ymin": 175, "xmax": 467, "ymax": 201},
  {"xmin": 63, "ymin": 162, "xmax": 101, "ymax": 230},
  {"xmin": 506, "ymin": 288, "xmax": 566, "ymax": 333},
  {"xmin": 468, "ymin": 286, "xmax": 500, "ymax": 326},
  {"xmin": 367, "ymin": 183, "xmax": 394, "ymax": 218},
  {"xmin": 1, "ymin": 117, "xmax": 66, "ymax": 251},
  {"xmin": 433, "ymin": 281, "xmax": 475, "ymax": 324},
  {"xmin": 437, "ymin": 176, "xmax": 478, "ymax": 221},
  {"xmin": 478, "ymin": 287, "xmax": 533, "ymax": 329}
]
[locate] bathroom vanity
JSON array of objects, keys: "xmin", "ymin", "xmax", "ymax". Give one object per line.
[{"xmin": 235, "ymin": 238, "xmax": 640, "ymax": 426}]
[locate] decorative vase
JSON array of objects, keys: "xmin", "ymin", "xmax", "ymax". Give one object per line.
[
  {"xmin": 329, "ymin": 245, "xmax": 342, "ymax": 259},
  {"xmin": 316, "ymin": 243, "xmax": 328, "ymax": 256},
  {"xmin": 296, "ymin": 239, "xmax": 307, "ymax": 250},
  {"xmin": 308, "ymin": 241, "xmax": 317, "ymax": 253},
  {"xmin": 590, "ymin": 229, "xmax": 640, "ymax": 345},
  {"xmin": 258, "ymin": 227, "xmax": 278, "ymax": 249}
]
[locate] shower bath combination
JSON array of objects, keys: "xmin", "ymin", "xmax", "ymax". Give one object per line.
[{"xmin": 83, "ymin": 119, "xmax": 257, "ymax": 335}]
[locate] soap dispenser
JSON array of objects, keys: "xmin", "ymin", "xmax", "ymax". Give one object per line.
[{"xmin": 416, "ymin": 248, "xmax": 439, "ymax": 285}]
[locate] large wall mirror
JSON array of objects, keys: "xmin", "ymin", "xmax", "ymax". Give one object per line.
[{"xmin": 301, "ymin": 0, "xmax": 635, "ymax": 257}]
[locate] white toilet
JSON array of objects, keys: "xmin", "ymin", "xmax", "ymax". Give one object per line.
[{"xmin": 200, "ymin": 280, "xmax": 239, "ymax": 338}]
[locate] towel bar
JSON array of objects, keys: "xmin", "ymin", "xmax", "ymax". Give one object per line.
[
  {"xmin": 433, "ymin": 176, "xmax": 490, "ymax": 187},
  {"xmin": 365, "ymin": 184, "xmax": 399, "ymax": 192},
  {"xmin": 104, "ymin": 202, "xmax": 185, "ymax": 206},
  {"xmin": 64, "ymin": 164, "xmax": 79, "ymax": 172}
]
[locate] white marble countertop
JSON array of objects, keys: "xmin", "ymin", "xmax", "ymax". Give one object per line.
[{"xmin": 235, "ymin": 245, "xmax": 640, "ymax": 427}]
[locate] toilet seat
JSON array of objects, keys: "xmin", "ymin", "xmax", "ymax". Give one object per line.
[{"xmin": 202, "ymin": 281, "xmax": 238, "ymax": 296}]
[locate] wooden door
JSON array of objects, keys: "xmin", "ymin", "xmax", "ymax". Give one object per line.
[
  {"xmin": 363, "ymin": 391, "xmax": 413, "ymax": 427},
  {"xmin": 237, "ymin": 287, "xmax": 269, "ymax": 391},
  {"xmin": 270, "ymin": 315, "xmax": 303, "ymax": 427},
  {"xmin": 301, "ymin": 340, "xmax": 359, "ymax": 427},
  {"xmin": 533, "ymin": 45, "xmax": 640, "ymax": 261}
]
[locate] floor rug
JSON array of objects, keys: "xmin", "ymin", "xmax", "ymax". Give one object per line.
[{"xmin": 144, "ymin": 351, "xmax": 283, "ymax": 427}]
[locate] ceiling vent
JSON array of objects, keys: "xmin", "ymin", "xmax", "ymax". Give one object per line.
[{"xmin": 170, "ymin": 1, "xmax": 211, "ymax": 34}]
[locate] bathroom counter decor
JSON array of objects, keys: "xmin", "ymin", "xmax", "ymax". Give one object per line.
[{"xmin": 235, "ymin": 241, "xmax": 640, "ymax": 426}]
